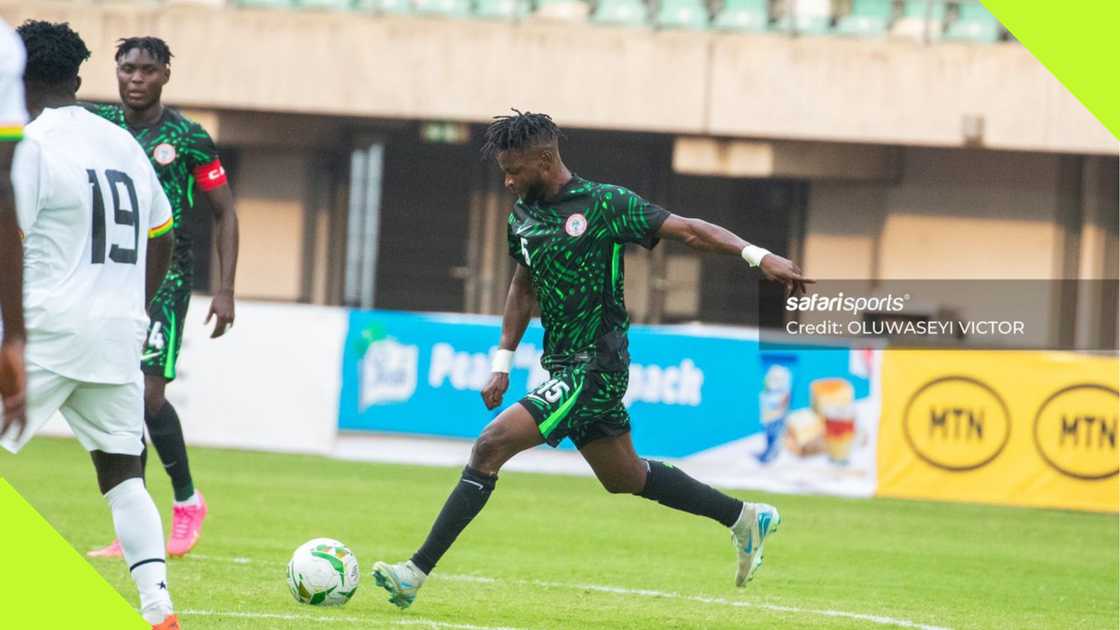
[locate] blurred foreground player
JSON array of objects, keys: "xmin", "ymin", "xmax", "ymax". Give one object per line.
[
  {"xmin": 0, "ymin": 18, "xmax": 27, "ymax": 440},
  {"xmin": 372, "ymin": 111, "xmax": 812, "ymax": 609},
  {"xmin": 1, "ymin": 21, "xmax": 180, "ymax": 629},
  {"xmin": 88, "ymin": 36, "xmax": 239, "ymax": 559}
]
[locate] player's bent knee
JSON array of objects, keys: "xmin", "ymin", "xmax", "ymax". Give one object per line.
[
  {"xmin": 469, "ymin": 431, "xmax": 506, "ymax": 472},
  {"xmin": 601, "ymin": 477, "xmax": 644, "ymax": 495},
  {"xmin": 90, "ymin": 451, "xmax": 144, "ymax": 495},
  {"xmin": 602, "ymin": 481, "xmax": 630, "ymax": 494}
]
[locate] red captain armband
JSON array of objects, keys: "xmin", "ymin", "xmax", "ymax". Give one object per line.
[{"xmin": 193, "ymin": 158, "xmax": 228, "ymax": 192}]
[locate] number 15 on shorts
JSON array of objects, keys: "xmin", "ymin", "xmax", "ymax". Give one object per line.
[{"xmin": 531, "ymin": 378, "xmax": 570, "ymax": 404}]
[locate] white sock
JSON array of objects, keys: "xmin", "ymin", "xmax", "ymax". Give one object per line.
[
  {"xmin": 730, "ymin": 502, "xmax": 751, "ymax": 531},
  {"xmin": 105, "ymin": 478, "xmax": 173, "ymax": 624},
  {"xmin": 173, "ymin": 491, "xmax": 200, "ymax": 507},
  {"xmin": 405, "ymin": 560, "xmax": 428, "ymax": 583}
]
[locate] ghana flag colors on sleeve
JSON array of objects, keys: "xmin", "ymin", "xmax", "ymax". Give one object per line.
[{"xmin": 0, "ymin": 20, "xmax": 28, "ymax": 142}]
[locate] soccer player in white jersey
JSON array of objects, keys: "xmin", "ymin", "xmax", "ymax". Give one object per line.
[
  {"xmin": 0, "ymin": 21, "xmax": 180, "ymax": 630},
  {"xmin": 0, "ymin": 19, "xmax": 27, "ymax": 438}
]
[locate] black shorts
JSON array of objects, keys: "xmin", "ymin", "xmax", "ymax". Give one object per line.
[
  {"xmin": 518, "ymin": 366, "xmax": 630, "ymax": 449},
  {"xmin": 141, "ymin": 267, "xmax": 191, "ymax": 382}
]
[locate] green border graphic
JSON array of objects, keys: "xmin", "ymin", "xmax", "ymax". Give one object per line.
[
  {"xmin": 982, "ymin": 0, "xmax": 1120, "ymax": 140},
  {"xmin": 0, "ymin": 479, "xmax": 146, "ymax": 628}
]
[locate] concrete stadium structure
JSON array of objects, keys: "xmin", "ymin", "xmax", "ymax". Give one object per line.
[{"xmin": 3, "ymin": 1, "xmax": 1116, "ymax": 349}]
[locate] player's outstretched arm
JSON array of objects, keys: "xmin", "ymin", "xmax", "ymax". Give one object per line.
[
  {"xmin": 0, "ymin": 140, "xmax": 27, "ymax": 438},
  {"xmin": 205, "ymin": 183, "xmax": 238, "ymax": 338},
  {"xmin": 657, "ymin": 213, "xmax": 814, "ymax": 297},
  {"xmin": 481, "ymin": 263, "xmax": 536, "ymax": 410},
  {"xmin": 146, "ymin": 230, "xmax": 175, "ymax": 307}
]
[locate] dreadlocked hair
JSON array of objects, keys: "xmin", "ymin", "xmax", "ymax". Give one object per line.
[
  {"xmin": 115, "ymin": 36, "xmax": 173, "ymax": 65},
  {"xmin": 17, "ymin": 20, "xmax": 91, "ymax": 85},
  {"xmin": 481, "ymin": 109, "xmax": 563, "ymax": 159}
]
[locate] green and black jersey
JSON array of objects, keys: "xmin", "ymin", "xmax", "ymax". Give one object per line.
[
  {"xmin": 508, "ymin": 176, "xmax": 670, "ymax": 373},
  {"xmin": 89, "ymin": 104, "xmax": 227, "ymax": 381},
  {"xmin": 89, "ymin": 104, "xmax": 226, "ymax": 274}
]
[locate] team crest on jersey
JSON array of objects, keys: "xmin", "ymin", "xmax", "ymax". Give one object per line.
[
  {"xmin": 153, "ymin": 143, "xmax": 177, "ymax": 166},
  {"xmin": 565, "ymin": 213, "xmax": 588, "ymax": 237}
]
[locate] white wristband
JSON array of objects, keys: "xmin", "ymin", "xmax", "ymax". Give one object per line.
[
  {"xmin": 741, "ymin": 244, "xmax": 771, "ymax": 268},
  {"xmin": 491, "ymin": 349, "xmax": 514, "ymax": 373}
]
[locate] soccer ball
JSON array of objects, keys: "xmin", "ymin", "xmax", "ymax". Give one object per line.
[{"xmin": 286, "ymin": 538, "xmax": 360, "ymax": 606}]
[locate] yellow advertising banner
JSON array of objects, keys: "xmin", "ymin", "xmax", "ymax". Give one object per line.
[{"xmin": 877, "ymin": 350, "xmax": 1118, "ymax": 512}]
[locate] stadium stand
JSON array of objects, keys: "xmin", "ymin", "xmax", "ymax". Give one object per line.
[
  {"xmin": 474, "ymin": 0, "xmax": 530, "ymax": 19},
  {"xmin": 712, "ymin": 0, "xmax": 769, "ymax": 32},
  {"xmin": 236, "ymin": 0, "xmax": 294, "ymax": 8},
  {"xmin": 835, "ymin": 0, "xmax": 892, "ymax": 36},
  {"xmin": 217, "ymin": 0, "xmax": 1002, "ymax": 41},
  {"xmin": 414, "ymin": 0, "xmax": 471, "ymax": 17},
  {"xmin": 592, "ymin": 0, "xmax": 649, "ymax": 26},
  {"xmin": 536, "ymin": 0, "xmax": 591, "ymax": 20},
  {"xmin": 362, "ymin": 0, "xmax": 413, "ymax": 14},
  {"xmin": 773, "ymin": 0, "xmax": 834, "ymax": 35},
  {"xmin": 655, "ymin": 0, "xmax": 710, "ymax": 30},
  {"xmin": 298, "ymin": 0, "xmax": 355, "ymax": 9},
  {"xmin": 891, "ymin": 0, "xmax": 946, "ymax": 40},
  {"xmin": 944, "ymin": 1, "xmax": 1001, "ymax": 42}
]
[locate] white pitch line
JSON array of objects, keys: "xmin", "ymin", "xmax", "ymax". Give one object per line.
[
  {"xmin": 441, "ymin": 574, "xmax": 951, "ymax": 630},
  {"xmin": 180, "ymin": 609, "xmax": 526, "ymax": 630},
  {"xmin": 174, "ymin": 555, "xmax": 951, "ymax": 630},
  {"xmin": 186, "ymin": 554, "xmax": 252, "ymax": 565}
]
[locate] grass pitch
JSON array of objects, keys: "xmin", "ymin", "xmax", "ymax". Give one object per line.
[{"xmin": 1, "ymin": 437, "xmax": 1116, "ymax": 630}]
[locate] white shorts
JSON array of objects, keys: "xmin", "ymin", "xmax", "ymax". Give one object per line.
[{"xmin": 0, "ymin": 362, "xmax": 144, "ymax": 456}]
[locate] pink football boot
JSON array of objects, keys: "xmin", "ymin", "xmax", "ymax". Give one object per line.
[{"xmin": 167, "ymin": 491, "xmax": 208, "ymax": 557}]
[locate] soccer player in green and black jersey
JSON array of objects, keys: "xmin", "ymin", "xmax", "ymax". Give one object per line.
[
  {"xmin": 87, "ymin": 37, "xmax": 239, "ymax": 560},
  {"xmin": 372, "ymin": 111, "xmax": 813, "ymax": 608}
]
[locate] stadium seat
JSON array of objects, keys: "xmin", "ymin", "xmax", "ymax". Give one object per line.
[
  {"xmin": 414, "ymin": 0, "xmax": 471, "ymax": 16},
  {"xmin": 534, "ymin": 0, "xmax": 591, "ymax": 21},
  {"xmin": 773, "ymin": 0, "xmax": 833, "ymax": 35},
  {"xmin": 475, "ymin": 0, "xmax": 530, "ymax": 19},
  {"xmin": 298, "ymin": 0, "xmax": 355, "ymax": 9},
  {"xmin": 654, "ymin": 0, "xmax": 710, "ymax": 30},
  {"xmin": 891, "ymin": 0, "xmax": 946, "ymax": 40},
  {"xmin": 591, "ymin": 0, "xmax": 649, "ymax": 26},
  {"xmin": 944, "ymin": 2, "xmax": 1001, "ymax": 43},
  {"xmin": 166, "ymin": 0, "xmax": 228, "ymax": 7},
  {"xmin": 713, "ymin": 0, "xmax": 768, "ymax": 32},
  {"xmin": 357, "ymin": 0, "xmax": 413, "ymax": 14},
  {"xmin": 835, "ymin": 0, "xmax": 892, "ymax": 36},
  {"xmin": 901, "ymin": 0, "xmax": 946, "ymax": 20},
  {"xmin": 236, "ymin": 0, "xmax": 295, "ymax": 8}
]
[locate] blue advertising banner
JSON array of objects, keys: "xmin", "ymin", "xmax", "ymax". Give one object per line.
[{"xmin": 339, "ymin": 310, "xmax": 875, "ymax": 464}]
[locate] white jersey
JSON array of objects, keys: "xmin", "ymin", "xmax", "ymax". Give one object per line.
[
  {"xmin": 0, "ymin": 19, "xmax": 27, "ymax": 140},
  {"xmin": 11, "ymin": 106, "xmax": 173, "ymax": 384}
]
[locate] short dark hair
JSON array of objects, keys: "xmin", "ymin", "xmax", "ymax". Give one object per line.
[
  {"xmin": 17, "ymin": 20, "xmax": 91, "ymax": 85},
  {"xmin": 481, "ymin": 109, "xmax": 563, "ymax": 159},
  {"xmin": 115, "ymin": 36, "xmax": 173, "ymax": 65}
]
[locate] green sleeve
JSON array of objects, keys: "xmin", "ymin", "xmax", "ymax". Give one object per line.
[
  {"xmin": 183, "ymin": 121, "xmax": 220, "ymax": 170},
  {"xmin": 601, "ymin": 186, "xmax": 670, "ymax": 249}
]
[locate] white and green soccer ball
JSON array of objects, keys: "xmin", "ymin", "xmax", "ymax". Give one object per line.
[{"xmin": 287, "ymin": 538, "xmax": 360, "ymax": 607}]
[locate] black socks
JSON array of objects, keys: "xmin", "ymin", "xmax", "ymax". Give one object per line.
[
  {"xmin": 638, "ymin": 460, "xmax": 743, "ymax": 528},
  {"xmin": 146, "ymin": 401, "xmax": 194, "ymax": 502},
  {"xmin": 411, "ymin": 466, "xmax": 498, "ymax": 574}
]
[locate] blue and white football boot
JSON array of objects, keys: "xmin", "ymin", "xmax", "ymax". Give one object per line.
[
  {"xmin": 731, "ymin": 502, "xmax": 781, "ymax": 587},
  {"xmin": 372, "ymin": 559, "xmax": 427, "ymax": 609}
]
